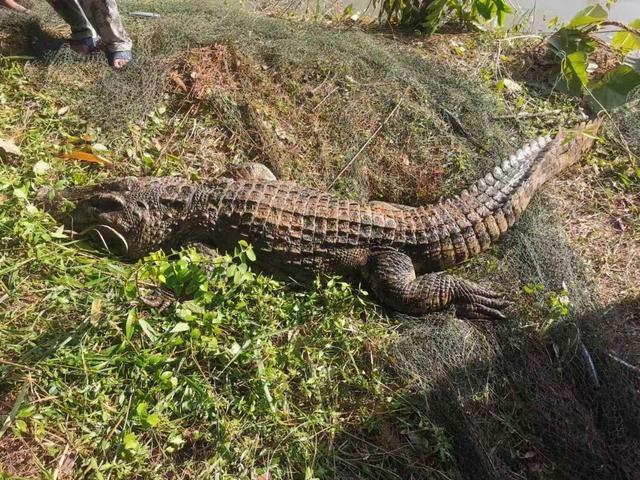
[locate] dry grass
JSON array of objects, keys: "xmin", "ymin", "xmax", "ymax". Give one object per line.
[{"xmin": 553, "ymin": 173, "xmax": 639, "ymax": 300}]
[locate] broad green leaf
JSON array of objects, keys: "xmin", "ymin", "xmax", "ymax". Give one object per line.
[
  {"xmin": 125, "ymin": 309, "xmax": 137, "ymax": 340},
  {"xmin": 547, "ymin": 28, "xmax": 596, "ymax": 57},
  {"xmin": 50, "ymin": 225, "xmax": 67, "ymax": 239},
  {"xmin": 144, "ymin": 412, "xmax": 160, "ymax": 428},
  {"xmin": 494, "ymin": 0, "xmax": 513, "ymax": 26},
  {"xmin": 561, "ymin": 50, "xmax": 589, "ymax": 95},
  {"xmin": 567, "ymin": 4, "xmax": 608, "ymax": 28},
  {"xmin": 14, "ymin": 419, "xmax": 28, "ymax": 433},
  {"xmin": 182, "ymin": 300, "xmax": 204, "ymax": 314},
  {"xmin": 612, "ymin": 19, "xmax": 640, "ymax": 54},
  {"xmin": 170, "ymin": 322, "xmax": 190, "ymax": 333},
  {"xmin": 13, "ymin": 185, "xmax": 28, "ymax": 200},
  {"xmin": 136, "ymin": 402, "xmax": 148, "ymax": 417},
  {"xmin": 588, "ymin": 64, "xmax": 640, "ymax": 111},
  {"xmin": 138, "ymin": 318, "xmax": 158, "ymax": 341},
  {"xmin": 123, "ymin": 432, "xmax": 139, "ymax": 451},
  {"xmin": 476, "ymin": 1, "xmax": 492, "ymax": 20}
]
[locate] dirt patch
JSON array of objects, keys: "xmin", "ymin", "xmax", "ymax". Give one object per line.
[
  {"xmin": 551, "ymin": 170, "xmax": 640, "ymax": 302},
  {"xmin": 168, "ymin": 45, "xmax": 244, "ymax": 100}
]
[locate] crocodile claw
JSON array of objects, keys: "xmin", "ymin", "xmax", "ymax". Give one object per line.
[
  {"xmin": 455, "ymin": 280, "xmax": 512, "ymax": 321},
  {"xmin": 456, "ymin": 301, "xmax": 510, "ymax": 321},
  {"xmin": 138, "ymin": 288, "xmax": 176, "ymax": 312}
]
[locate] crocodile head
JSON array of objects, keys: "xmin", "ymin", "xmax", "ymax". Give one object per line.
[{"xmin": 38, "ymin": 176, "xmax": 196, "ymax": 260}]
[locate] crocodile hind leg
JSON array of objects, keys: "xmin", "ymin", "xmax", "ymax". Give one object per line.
[{"xmin": 365, "ymin": 250, "xmax": 509, "ymax": 320}]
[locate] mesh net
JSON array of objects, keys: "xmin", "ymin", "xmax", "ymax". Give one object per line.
[
  {"xmin": 610, "ymin": 86, "xmax": 640, "ymax": 157},
  {"xmin": 1, "ymin": 1, "xmax": 639, "ymax": 478}
]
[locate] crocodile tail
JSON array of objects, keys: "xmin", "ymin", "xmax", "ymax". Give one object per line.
[
  {"xmin": 418, "ymin": 119, "xmax": 602, "ymax": 269},
  {"xmin": 519, "ymin": 119, "xmax": 602, "ymax": 199}
]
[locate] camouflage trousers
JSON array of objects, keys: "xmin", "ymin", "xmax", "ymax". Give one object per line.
[{"xmin": 47, "ymin": 0, "xmax": 132, "ymax": 52}]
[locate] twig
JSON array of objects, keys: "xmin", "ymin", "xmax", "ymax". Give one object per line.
[
  {"xmin": 53, "ymin": 443, "xmax": 71, "ymax": 480},
  {"xmin": 329, "ymin": 100, "xmax": 402, "ymax": 189},
  {"xmin": 312, "ymin": 86, "xmax": 340, "ymax": 111},
  {"xmin": 606, "ymin": 350, "xmax": 640, "ymax": 375},
  {"xmin": 493, "ymin": 110, "xmax": 561, "ymax": 120},
  {"xmin": 0, "ymin": 358, "xmax": 38, "ymax": 372}
]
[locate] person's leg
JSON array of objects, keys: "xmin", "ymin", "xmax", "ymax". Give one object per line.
[
  {"xmin": 46, "ymin": 0, "xmax": 96, "ymax": 51},
  {"xmin": 77, "ymin": 0, "xmax": 132, "ymax": 67}
]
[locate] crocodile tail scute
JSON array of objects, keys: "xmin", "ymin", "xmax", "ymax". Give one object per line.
[
  {"xmin": 521, "ymin": 119, "xmax": 602, "ymax": 198},
  {"xmin": 418, "ymin": 120, "xmax": 602, "ymax": 269}
]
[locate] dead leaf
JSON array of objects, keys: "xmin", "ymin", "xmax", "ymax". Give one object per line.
[
  {"xmin": 57, "ymin": 106, "xmax": 70, "ymax": 116},
  {"xmin": 168, "ymin": 70, "xmax": 188, "ymax": 92},
  {"xmin": 90, "ymin": 298, "xmax": 103, "ymax": 325},
  {"xmin": 0, "ymin": 138, "xmax": 21, "ymax": 156},
  {"xmin": 60, "ymin": 150, "xmax": 113, "ymax": 166}
]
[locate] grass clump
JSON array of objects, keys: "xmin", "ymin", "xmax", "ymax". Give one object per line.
[{"xmin": 0, "ymin": 59, "xmax": 402, "ymax": 479}]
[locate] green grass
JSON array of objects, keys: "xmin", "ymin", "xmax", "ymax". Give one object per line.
[{"xmin": 0, "ymin": 58, "xmax": 417, "ymax": 479}]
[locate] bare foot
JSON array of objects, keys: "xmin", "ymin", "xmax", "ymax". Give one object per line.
[
  {"xmin": 112, "ymin": 58, "xmax": 130, "ymax": 70},
  {"xmin": 108, "ymin": 51, "xmax": 132, "ymax": 70}
]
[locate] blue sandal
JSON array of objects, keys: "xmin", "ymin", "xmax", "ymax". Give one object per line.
[{"xmin": 107, "ymin": 50, "xmax": 133, "ymax": 68}]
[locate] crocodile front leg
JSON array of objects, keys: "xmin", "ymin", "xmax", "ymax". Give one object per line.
[{"xmin": 365, "ymin": 250, "xmax": 509, "ymax": 320}]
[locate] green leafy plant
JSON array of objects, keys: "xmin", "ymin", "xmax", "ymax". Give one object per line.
[
  {"xmin": 546, "ymin": 3, "xmax": 640, "ymax": 111},
  {"xmin": 373, "ymin": 0, "xmax": 513, "ymax": 32},
  {"xmin": 522, "ymin": 283, "xmax": 572, "ymax": 338}
]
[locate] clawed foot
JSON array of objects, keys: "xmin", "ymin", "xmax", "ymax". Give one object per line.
[
  {"xmin": 138, "ymin": 288, "xmax": 176, "ymax": 311},
  {"xmin": 455, "ymin": 281, "xmax": 512, "ymax": 321}
]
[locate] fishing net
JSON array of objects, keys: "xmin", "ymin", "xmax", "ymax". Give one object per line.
[
  {"xmin": 610, "ymin": 86, "xmax": 640, "ymax": 157},
  {"xmin": 1, "ymin": 0, "xmax": 639, "ymax": 478}
]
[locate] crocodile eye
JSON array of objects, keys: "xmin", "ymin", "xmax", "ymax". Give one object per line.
[{"xmin": 91, "ymin": 193, "xmax": 125, "ymax": 213}]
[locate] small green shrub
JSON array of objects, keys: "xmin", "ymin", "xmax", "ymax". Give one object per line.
[
  {"xmin": 373, "ymin": 0, "xmax": 513, "ymax": 32},
  {"xmin": 546, "ymin": 3, "xmax": 640, "ymax": 111}
]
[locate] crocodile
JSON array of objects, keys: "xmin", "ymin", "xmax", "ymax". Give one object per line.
[{"xmin": 38, "ymin": 121, "xmax": 600, "ymax": 320}]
